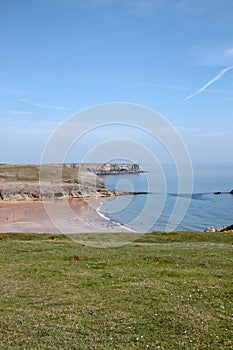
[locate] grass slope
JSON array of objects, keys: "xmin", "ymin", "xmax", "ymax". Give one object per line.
[
  {"xmin": 0, "ymin": 164, "xmax": 83, "ymax": 182},
  {"xmin": 0, "ymin": 232, "xmax": 232, "ymax": 349}
]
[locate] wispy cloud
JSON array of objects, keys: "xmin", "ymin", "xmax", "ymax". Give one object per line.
[
  {"xmin": 185, "ymin": 66, "xmax": 233, "ymax": 100},
  {"xmin": 0, "ymin": 117, "xmax": 59, "ymax": 135},
  {"xmin": 189, "ymin": 45, "xmax": 233, "ymax": 68},
  {"xmin": 64, "ymin": 0, "xmax": 162, "ymax": 7},
  {"xmin": 0, "ymin": 109, "xmax": 32, "ymax": 115},
  {"xmin": 57, "ymin": 0, "xmax": 233, "ymax": 14},
  {"xmin": 194, "ymin": 130, "xmax": 233, "ymax": 138},
  {"xmin": 56, "ymin": 0, "xmax": 169, "ymax": 12},
  {"xmin": 175, "ymin": 0, "xmax": 227, "ymax": 12},
  {"xmin": 225, "ymin": 48, "xmax": 233, "ymax": 60},
  {"xmin": 176, "ymin": 0, "xmax": 205, "ymax": 12},
  {"xmin": 176, "ymin": 126, "xmax": 199, "ymax": 132},
  {"xmin": 150, "ymin": 83, "xmax": 188, "ymax": 91},
  {"xmin": 18, "ymin": 99, "xmax": 68, "ymax": 111}
]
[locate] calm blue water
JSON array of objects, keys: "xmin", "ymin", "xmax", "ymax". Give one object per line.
[{"xmin": 99, "ymin": 164, "xmax": 233, "ymax": 232}]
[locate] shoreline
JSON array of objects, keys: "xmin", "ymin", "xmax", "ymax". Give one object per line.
[
  {"xmin": 96, "ymin": 201, "xmax": 136, "ymax": 233},
  {"xmin": 0, "ymin": 198, "xmax": 134, "ymax": 234}
]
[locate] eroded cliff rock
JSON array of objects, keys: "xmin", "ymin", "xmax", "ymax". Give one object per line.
[
  {"xmin": 0, "ymin": 164, "xmax": 142, "ymax": 201},
  {"xmin": 0, "ymin": 171, "xmax": 107, "ymax": 201},
  {"xmin": 63, "ymin": 163, "xmax": 141, "ymax": 174}
]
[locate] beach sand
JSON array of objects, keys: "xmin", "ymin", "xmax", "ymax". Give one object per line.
[{"xmin": 0, "ymin": 198, "xmax": 130, "ymax": 234}]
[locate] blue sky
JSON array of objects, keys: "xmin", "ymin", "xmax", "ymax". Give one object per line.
[{"xmin": 1, "ymin": 0, "xmax": 233, "ymax": 164}]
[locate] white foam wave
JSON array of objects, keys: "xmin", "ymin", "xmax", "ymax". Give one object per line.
[{"xmin": 96, "ymin": 204, "xmax": 136, "ymax": 232}]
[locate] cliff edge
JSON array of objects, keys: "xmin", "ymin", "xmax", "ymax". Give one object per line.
[{"xmin": 0, "ymin": 163, "xmax": 141, "ymax": 201}]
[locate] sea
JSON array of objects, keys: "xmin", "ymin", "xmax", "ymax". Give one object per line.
[{"xmin": 98, "ymin": 163, "xmax": 233, "ymax": 232}]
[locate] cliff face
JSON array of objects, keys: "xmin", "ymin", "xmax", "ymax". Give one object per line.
[
  {"xmin": 0, "ymin": 164, "xmax": 140, "ymax": 201},
  {"xmin": 64, "ymin": 163, "xmax": 140, "ymax": 175},
  {"xmin": 0, "ymin": 171, "xmax": 107, "ymax": 201},
  {"xmin": 0, "ymin": 183, "xmax": 115, "ymax": 201}
]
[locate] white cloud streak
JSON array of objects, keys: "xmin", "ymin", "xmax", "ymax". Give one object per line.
[
  {"xmin": 195, "ymin": 130, "xmax": 233, "ymax": 138},
  {"xmin": 190, "ymin": 46, "xmax": 233, "ymax": 67},
  {"xmin": 18, "ymin": 99, "xmax": 68, "ymax": 111},
  {"xmin": 0, "ymin": 109, "xmax": 32, "ymax": 115},
  {"xmin": 185, "ymin": 66, "xmax": 233, "ymax": 100},
  {"xmin": 150, "ymin": 83, "xmax": 188, "ymax": 90},
  {"xmin": 56, "ymin": 0, "xmax": 232, "ymax": 14},
  {"xmin": 225, "ymin": 48, "xmax": 233, "ymax": 60},
  {"xmin": 55, "ymin": 0, "xmax": 170, "ymax": 12},
  {"xmin": 0, "ymin": 117, "xmax": 59, "ymax": 136},
  {"xmin": 176, "ymin": 126, "xmax": 199, "ymax": 132}
]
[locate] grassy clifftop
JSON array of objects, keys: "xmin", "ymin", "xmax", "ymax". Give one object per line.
[
  {"xmin": 0, "ymin": 164, "xmax": 82, "ymax": 182},
  {"xmin": 0, "ymin": 163, "xmax": 140, "ymax": 182},
  {"xmin": 0, "ymin": 231, "xmax": 232, "ymax": 349}
]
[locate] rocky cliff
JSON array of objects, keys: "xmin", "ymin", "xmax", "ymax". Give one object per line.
[
  {"xmin": 0, "ymin": 181, "xmax": 118, "ymax": 201},
  {"xmin": 0, "ymin": 170, "xmax": 109, "ymax": 201},
  {"xmin": 63, "ymin": 163, "xmax": 141, "ymax": 175},
  {"xmin": 0, "ymin": 163, "xmax": 142, "ymax": 201}
]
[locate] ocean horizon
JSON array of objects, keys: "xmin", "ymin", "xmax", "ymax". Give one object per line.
[{"xmin": 98, "ymin": 163, "xmax": 233, "ymax": 233}]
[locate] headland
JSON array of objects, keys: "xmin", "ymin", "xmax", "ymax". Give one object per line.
[{"xmin": 0, "ymin": 163, "xmax": 141, "ymax": 233}]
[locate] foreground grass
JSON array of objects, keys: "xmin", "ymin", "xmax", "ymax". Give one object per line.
[{"xmin": 0, "ymin": 232, "xmax": 232, "ymax": 349}]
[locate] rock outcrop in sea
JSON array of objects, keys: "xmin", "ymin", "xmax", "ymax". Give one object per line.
[
  {"xmin": 63, "ymin": 163, "xmax": 141, "ymax": 175},
  {"xmin": 204, "ymin": 224, "xmax": 233, "ymax": 232},
  {"xmin": 204, "ymin": 226, "xmax": 226, "ymax": 233}
]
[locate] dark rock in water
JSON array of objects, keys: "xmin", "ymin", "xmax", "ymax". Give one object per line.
[
  {"xmin": 229, "ymin": 190, "xmax": 233, "ymax": 194},
  {"xmin": 221, "ymin": 224, "xmax": 233, "ymax": 232},
  {"xmin": 214, "ymin": 191, "xmax": 221, "ymax": 195}
]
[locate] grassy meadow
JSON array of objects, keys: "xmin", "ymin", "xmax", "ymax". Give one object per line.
[
  {"xmin": 0, "ymin": 231, "xmax": 232, "ymax": 349},
  {"xmin": 0, "ymin": 163, "xmax": 82, "ymax": 182}
]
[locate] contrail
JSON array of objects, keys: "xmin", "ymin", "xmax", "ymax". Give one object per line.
[{"xmin": 185, "ymin": 66, "xmax": 233, "ymax": 100}]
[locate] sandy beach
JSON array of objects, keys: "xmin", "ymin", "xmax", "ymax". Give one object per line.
[{"xmin": 0, "ymin": 198, "xmax": 130, "ymax": 234}]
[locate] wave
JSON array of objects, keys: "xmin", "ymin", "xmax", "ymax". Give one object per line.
[
  {"xmin": 96, "ymin": 205, "xmax": 110, "ymax": 221},
  {"xmin": 96, "ymin": 203, "xmax": 136, "ymax": 232}
]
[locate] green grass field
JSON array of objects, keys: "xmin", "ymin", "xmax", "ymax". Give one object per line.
[
  {"xmin": 0, "ymin": 232, "xmax": 232, "ymax": 349},
  {"xmin": 0, "ymin": 164, "xmax": 82, "ymax": 182}
]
